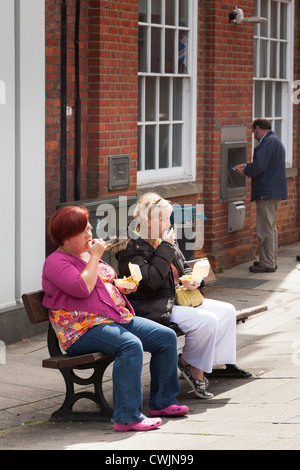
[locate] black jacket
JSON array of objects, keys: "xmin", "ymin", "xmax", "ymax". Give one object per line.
[{"xmin": 112, "ymin": 227, "xmax": 193, "ymax": 330}]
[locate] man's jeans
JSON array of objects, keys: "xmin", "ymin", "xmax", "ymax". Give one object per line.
[{"xmin": 67, "ymin": 316, "xmax": 180, "ymax": 423}]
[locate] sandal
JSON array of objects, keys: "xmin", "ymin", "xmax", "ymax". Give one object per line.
[
  {"xmin": 148, "ymin": 404, "xmax": 189, "ymax": 417},
  {"xmin": 113, "ymin": 417, "xmax": 162, "ymax": 432}
]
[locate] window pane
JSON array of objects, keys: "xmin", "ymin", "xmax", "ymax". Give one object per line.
[
  {"xmin": 145, "ymin": 126, "xmax": 156, "ymax": 170},
  {"xmin": 280, "ymin": 3, "xmax": 287, "ymax": 40},
  {"xmin": 173, "ymin": 78, "xmax": 182, "ymax": 120},
  {"xmin": 254, "ymin": 80, "xmax": 262, "ymax": 117},
  {"xmin": 165, "ymin": 0, "xmax": 176, "ymax": 26},
  {"xmin": 275, "ymin": 120, "xmax": 281, "ymax": 140},
  {"xmin": 165, "ymin": 29, "xmax": 175, "ymax": 74},
  {"xmin": 254, "ymin": 0, "xmax": 259, "ymax": 36},
  {"xmin": 260, "ymin": 40, "xmax": 268, "ymax": 78},
  {"xmin": 270, "ymin": 41, "xmax": 277, "ymax": 78},
  {"xmin": 138, "ymin": 126, "xmax": 142, "ymax": 171},
  {"xmin": 260, "ymin": 0, "xmax": 268, "ymax": 37},
  {"xmin": 139, "ymin": 0, "xmax": 148, "ymax": 23},
  {"xmin": 151, "ymin": 27, "xmax": 161, "ymax": 73},
  {"xmin": 138, "ymin": 26, "xmax": 148, "ymax": 73},
  {"xmin": 138, "ymin": 0, "xmax": 195, "ymax": 178},
  {"xmin": 159, "ymin": 125, "xmax": 169, "ymax": 168},
  {"xmin": 172, "ymin": 124, "xmax": 182, "ymax": 167},
  {"xmin": 254, "ymin": 39, "xmax": 258, "ymax": 77},
  {"xmin": 146, "ymin": 77, "xmax": 156, "ymax": 121},
  {"xmin": 253, "ymin": 0, "xmax": 293, "ymax": 169},
  {"xmin": 160, "ymin": 78, "xmax": 169, "ymax": 121},
  {"xmin": 151, "ymin": 0, "xmax": 161, "ymax": 24},
  {"xmin": 280, "ymin": 42, "xmax": 286, "ymax": 79},
  {"xmin": 275, "ymin": 81, "xmax": 282, "ymax": 116},
  {"xmin": 178, "ymin": 30, "xmax": 188, "ymax": 74},
  {"xmin": 265, "ymin": 82, "xmax": 272, "ymax": 117},
  {"xmin": 138, "ymin": 76, "xmax": 143, "ymax": 122},
  {"xmin": 179, "ymin": 0, "xmax": 189, "ymax": 27},
  {"xmin": 271, "ymin": 1, "xmax": 278, "ymax": 39}
]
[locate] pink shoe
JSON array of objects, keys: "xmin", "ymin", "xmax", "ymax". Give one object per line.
[
  {"xmin": 148, "ymin": 404, "xmax": 189, "ymax": 417},
  {"xmin": 113, "ymin": 417, "xmax": 162, "ymax": 432}
]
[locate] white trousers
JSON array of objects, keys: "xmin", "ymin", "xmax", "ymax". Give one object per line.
[{"xmin": 171, "ymin": 298, "xmax": 237, "ymax": 373}]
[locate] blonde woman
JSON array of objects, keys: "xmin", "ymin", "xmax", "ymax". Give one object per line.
[{"xmin": 113, "ymin": 193, "xmax": 250, "ymax": 399}]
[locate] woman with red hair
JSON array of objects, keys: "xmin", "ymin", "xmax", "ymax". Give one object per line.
[{"xmin": 42, "ymin": 205, "xmax": 188, "ymax": 432}]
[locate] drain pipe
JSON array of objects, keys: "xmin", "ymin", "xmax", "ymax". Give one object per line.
[
  {"xmin": 60, "ymin": 0, "xmax": 67, "ymax": 203},
  {"xmin": 74, "ymin": 0, "xmax": 81, "ymax": 200}
]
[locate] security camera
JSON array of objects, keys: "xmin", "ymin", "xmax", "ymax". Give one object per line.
[{"xmin": 229, "ymin": 6, "xmax": 267, "ymax": 24}]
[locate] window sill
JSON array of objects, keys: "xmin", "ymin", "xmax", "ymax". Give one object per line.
[
  {"xmin": 286, "ymin": 167, "xmax": 297, "ymax": 179},
  {"xmin": 137, "ymin": 181, "xmax": 203, "ymax": 199}
]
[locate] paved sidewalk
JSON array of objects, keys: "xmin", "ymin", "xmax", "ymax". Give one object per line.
[{"xmin": 1, "ymin": 244, "xmax": 300, "ymax": 450}]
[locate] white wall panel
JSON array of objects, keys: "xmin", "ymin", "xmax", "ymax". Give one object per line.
[{"xmin": 0, "ymin": 0, "xmax": 16, "ymax": 308}]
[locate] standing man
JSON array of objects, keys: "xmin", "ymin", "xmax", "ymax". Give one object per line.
[{"xmin": 235, "ymin": 119, "xmax": 288, "ymax": 273}]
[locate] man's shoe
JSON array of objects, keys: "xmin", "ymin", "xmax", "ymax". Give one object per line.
[
  {"xmin": 249, "ymin": 263, "xmax": 276, "ymax": 273},
  {"xmin": 253, "ymin": 261, "xmax": 277, "ymax": 270},
  {"xmin": 296, "ymin": 256, "xmax": 300, "ymax": 262}
]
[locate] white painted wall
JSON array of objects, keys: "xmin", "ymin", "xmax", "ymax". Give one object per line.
[
  {"xmin": 0, "ymin": 0, "xmax": 45, "ymax": 309},
  {"xmin": 0, "ymin": 0, "xmax": 16, "ymax": 309}
]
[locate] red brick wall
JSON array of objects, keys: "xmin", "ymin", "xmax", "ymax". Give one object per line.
[
  {"xmin": 198, "ymin": 0, "xmax": 256, "ymax": 268},
  {"xmin": 87, "ymin": 0, "xmax": 138, "ymax": 199},
  {"xmin": 44, "ymin": 0, "xmax": 300, "ymax": 264},
  {"xmin": 45, "ymin": 0, "xmax": 89, "ymax": 250}
]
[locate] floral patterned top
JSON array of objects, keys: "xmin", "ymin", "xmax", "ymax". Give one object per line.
[{"xmin": 49, "ymin": 263, "xmax": 133, "ymax": 351}]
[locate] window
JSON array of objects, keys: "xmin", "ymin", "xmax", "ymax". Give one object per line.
[
  {"xmin": 138, "ymin": 0, "xmax": 197, "ymax": 185},
  {"xmin": 253, "ymin": 0, "xmax": 294, "ymax": 166}
]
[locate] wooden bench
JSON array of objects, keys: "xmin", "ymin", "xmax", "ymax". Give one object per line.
[
  {"xmin": 22, "ymin": 291, "xmax": 115, "ymax": 422},
  {"xmin": 22, "ymin": 281, "xmax": 267, "ymax": 421}
]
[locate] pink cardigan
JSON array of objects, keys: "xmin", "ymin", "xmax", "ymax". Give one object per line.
[{"xmin": 42, "ymin": 250, "xmax": 135, "ymax": 322}]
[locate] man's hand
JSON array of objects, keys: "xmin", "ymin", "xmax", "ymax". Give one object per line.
[{"xmin": 234, "ymin": 164, "xmax": 246, "ymax": 176}]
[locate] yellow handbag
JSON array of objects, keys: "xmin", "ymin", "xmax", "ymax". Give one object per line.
[{"xmin": 175, "ymin": 286, "xmax": 204, "ymax": 307}]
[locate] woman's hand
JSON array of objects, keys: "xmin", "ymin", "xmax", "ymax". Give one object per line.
[
  {"xmin": 88, "ymin": 238, "xmax": 107, "ymax": 259},
  {"xmin": 80, "ymin": 238, "xmax": 107, "ymax": 293},
  {"xmin": 162, "ymin": 227, "xmax": 175, "ymax": 245},
  {"xmin": 118, "ymin": 285, "xmax": 138, "ymax": 295},
  {"xmin": 181, "ymin": 279, "xmax": 200, "ymax": 291}
]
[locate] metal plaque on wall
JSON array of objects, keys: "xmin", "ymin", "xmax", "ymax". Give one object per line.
[{"xmin": 108, "ymin": 154, "xmax": 130, "ymax": 191}]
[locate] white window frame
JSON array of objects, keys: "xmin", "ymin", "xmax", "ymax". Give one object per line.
[
  {"xmin": 137, "ymin": 0, "xmax": 198, "ymax": 186},
  {"xmin": 253, "ymin": 0, "xmax": 294, "ymax": 167}
]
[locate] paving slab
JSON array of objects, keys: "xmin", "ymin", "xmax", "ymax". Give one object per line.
[{"xmin": 1, "ymin": 243, "xmax": 300, "ymax": 450}]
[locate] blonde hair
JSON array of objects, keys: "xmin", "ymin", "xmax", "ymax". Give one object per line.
[{"xmin": 134, "ymin": 192, "xmax": 173, "ymax": 235}]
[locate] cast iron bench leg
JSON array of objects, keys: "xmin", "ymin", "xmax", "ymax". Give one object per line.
[{"xmin": 50, "ymin": 358, "xmax": 115, "ymax": 422}]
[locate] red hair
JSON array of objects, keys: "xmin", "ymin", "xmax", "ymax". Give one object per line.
[{"xmin": 49, "ymin": 205, "xmax": 89, "ymax": 246}]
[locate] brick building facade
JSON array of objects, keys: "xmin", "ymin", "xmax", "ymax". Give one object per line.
[{"xmin": 45, "ymin": 0, "xmax": 300, "ymax": 268}]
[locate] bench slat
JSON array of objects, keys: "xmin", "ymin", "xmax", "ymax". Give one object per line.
[
  {"xmin": 42, "ymin": 351, "xmax": 114, "ymax": 369},
  {"xmin": 22, "ymin": 291, "xmax": 48, "ymax": 324},
  {"xmin": 236, "ymin": 304, "xmax": 268, "ymax": 321}
]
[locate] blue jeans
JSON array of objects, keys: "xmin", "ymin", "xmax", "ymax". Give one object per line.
[{"xmin": 67, "ymin": 316, "xmax": 180, "ymax": 423}]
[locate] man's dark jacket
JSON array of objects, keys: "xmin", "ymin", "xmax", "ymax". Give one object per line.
[{"xmin": 244, "ymin": 131, "xmax": 288, "ymax": 202}]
